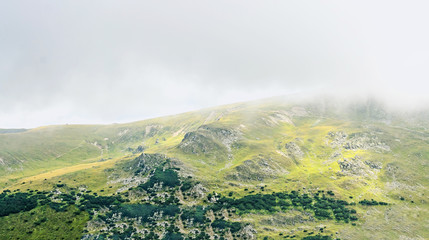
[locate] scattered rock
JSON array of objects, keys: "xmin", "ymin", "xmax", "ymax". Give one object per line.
[
  {"xmin": 326, "ymin": 131, "xmax": 390, "ymax": 152},
  {"xmin": 337, "ymin": 155, "xmax": 378, "ymax": 177},
  {"xmin": 285, "ymin": 142, "xmax": 304, "ymax": 162},
  {"xmin": 145, "ymin": 125, "xmax": 162, "ymax": 137},
  {"xmin": 385, "ymin": 163, "xmax": 399, "ymax": 177},
  {"xmin": 364, "ymin": 160, "xmax": 382, "ymax": 169},
  {"xmin": 133, "ymin": 145, "xmax": 145, "ymax": 154},
  {"xmin": 330, "ymin": 151, "xmax": 342, "ymax": 160},
  {"xmin": 225, "ymin": 156, "xmax": 287, "ymax": 182},
  {"xmin": 240, "ymin": 224, "xmax": 257, "ymax": 240},
  {"xmin": 190, "ymin": 183, "xmax": 208, "ymax": 199},
  {"xmin": 344, "ymin": 133, "xmax": 390, "ymax": 152},
  {"xmin": 327, "ymin": 131, "xmax": 348, "ymax": 148},
  {"xmin": 178, "ymin": 125, "xmax": 240, "ymax": 161}
]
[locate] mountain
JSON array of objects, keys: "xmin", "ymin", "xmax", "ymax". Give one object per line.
[{"xmin": 0, "ymin": 96, "xmax": 428, "ymax": 240}]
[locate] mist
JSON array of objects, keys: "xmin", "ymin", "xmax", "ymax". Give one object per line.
[{"xmin": 1, "ymin": 1, "xmax": 428, "ymax": 128}]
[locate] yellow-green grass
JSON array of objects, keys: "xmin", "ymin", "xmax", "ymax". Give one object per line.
[
  {"xmin": 2, "ymin": 155, "xmax": 134, "ymax": 194},
  {"xmin": 0, "ymin": 205, "xmax": 89, "ymax": 240},
  {"xmin": 0, "ymin": 98, "xmax": 428, "ymax": 239}
]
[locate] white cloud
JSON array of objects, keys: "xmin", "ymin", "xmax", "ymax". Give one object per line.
[{"xmin": 0, "ymin": 0, "xmax": 428, "ymax": 128}]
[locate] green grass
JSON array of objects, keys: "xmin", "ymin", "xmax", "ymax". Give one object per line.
[
  {"xmin": 0, "ymin": 205, "xmax": 89, "ymax": 240},
  {"xmin": 0, "ymin": 97, "xmax": 428, "ymax": 239}
]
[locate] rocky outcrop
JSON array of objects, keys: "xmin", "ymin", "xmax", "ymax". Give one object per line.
[
  {"xmin": 107, "ymin": 153, "xmax": 172, "ymax": 191},
  {"xmin": 285, "ymin": 142, "xmax": 304, "ymax": 162},
  {"xmin": 327, "ymin": 131, "xmax": 390, "ymax": 152},
  {"xmin": 239, "ymin": 224, "xmax": 257, "ymax": 240},
  {"xmin": 225, "ymin": 156, "xmax": 286, "ymax": 182},
  {"xmin": 385, "ymin": 163, "xmax": 400, "ymax": 179},
  {"xmin": 189, "ymin": 183, "xmax": 208, "ymax": 199},
  {"xmin": 121, "ymin": 153, "xmax": 168, "ymax": 175},
  {"xmin": 344, "ymin": 133, "xmax": 390, "ymax": 151},
  {"xmin": 337, "ymin": 155, "xmax": 380, "ymax": 178},
  {"xmin": 198, "ymin": 125, "xmax": 239, "ymax": 150},
  {"xmin": 178, "ymin": 132, "xmax": 219, "ymax": 154},
  {"xmin": 327, "ymin": 131, "xmax": 348, "ymax": 148},
  {"xmin": 178, "ymin": 125, "xmax": 240, "ymax": 161},
  {"xmin": 330, "ymin": 151, "xmax": 342, "ymax": 160},
  {"xmin": 338, "ymin": 156, "xmax": 367, "ymax": 176},
  {"xmin": 364, "ymin": 160, "xmax": 382, "ymax": 170}
]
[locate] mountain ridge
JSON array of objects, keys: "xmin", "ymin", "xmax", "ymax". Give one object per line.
[{"xmin": 0, "ymin": 96, "xmax": 428, "ymax": 239}]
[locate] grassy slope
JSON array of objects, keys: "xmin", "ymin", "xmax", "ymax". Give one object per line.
[
  {"xmin": 0, "ymin": 205, "xmax": 89, "ymax": 240},
  {"xmin": 0, "ymin": 98, "xmax": 428, "ymax": 239}
]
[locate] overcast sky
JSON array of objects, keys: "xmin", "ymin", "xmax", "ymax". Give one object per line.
[{"xmin": 1, "ymin": 1, "xmax": 428, "ymax": 128}]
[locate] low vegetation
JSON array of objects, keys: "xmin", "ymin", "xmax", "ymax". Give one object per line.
[
  {"xmin": 0, "ymin": 158, "xmax": 390, "ymax": 239},
  {"xmin": 0, "ymin": 98, "xmax": 428, "ymax": 239}
]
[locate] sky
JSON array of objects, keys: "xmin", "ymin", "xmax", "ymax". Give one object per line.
[{"xmin": 1, "ymin": 1, "xmax": 428, "ymax": 128}]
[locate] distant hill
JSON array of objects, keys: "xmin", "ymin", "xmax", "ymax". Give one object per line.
[
  {"xmin": 0, "ymin": 128, "xmax": 28, "ymax": 134},
  {"xmin": 0, "ymin": 96, "xmax": 427, "ymax": 239}
]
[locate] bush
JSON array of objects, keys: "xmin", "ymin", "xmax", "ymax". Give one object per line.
[
  {"xmin": 118, "ymin": 204, "xmax": 180, "ymax": 222},
  {"xmin": 211, "ymin": 219, "xmax": 241, "ymax": 233},
  {"xmin": 139, "ymin": 168, "xmax": 180, "ymax": 190},
  {"xmin": 0, "ymin": 192, "xmax": 38, "ymax": 216},
  {"xmin": 302, "ymin": 235, "xmax": 332, "ymax": 240},
  {"xmin": 180, "ymin": 180, "xmax": 193, "ymax": 192},
  {"xmin": 163, "ymin": 232, "xmax": 183, "ymax": 240},
  {"xmin": 181, "ymin": 206, "xmax": 207, "ymax": 224}
]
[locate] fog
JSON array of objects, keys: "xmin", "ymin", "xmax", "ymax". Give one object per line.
[{"xmin": 1, "ymin": 1, "xmax": 428, "ymax": 128}]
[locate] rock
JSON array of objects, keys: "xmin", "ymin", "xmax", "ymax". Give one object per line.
[
  {"xmin": 240, "ymin": 224, "xmax": 257, "ymax": 240},
  {"xmin": 206, "ymin": 210, "xmax": 215, "ymax": 222},
  {"xmin": 224, "ymin": 230, "xmax": 234, "ymax": 240},
  {"xmin": 225, "ymin": 156, "xmax": 286, "ymax": 182},
  {"xmin": 337, "ymin": 155, "xmax": 377, "ymax": 177},
  {"xmin": 330, "ymin": 151, "xmax": 342, "ymax": 160},
  {"xmin": 385, "ymin": 163, "xmax": 400, "ymax": 178},
  {"xmin": 120, "ymin": 153, "xmax": 168, "ymax": 176},
  {"xmin": 338, "ymin": 156, "xmax": 364, "ymax": 174},
  {"xmin": 178, "ymin": 125, "xmax": 240, "ymax": 161},
  {"xmin": 285, "ymin": 142, "xmax": 304, "ymax": 162},
  {"xmin": 327, "ymin": 131, "xmax": 348, "ymax": 148},
  {"xmin": 364, "ymin": 160, "xmax": 382, "ymax": 169},
  {"xmin": 343, "ymin": 133, "xmax": 390, "ymax": 152},
  {"xmin": 133, "ymin": 145, "xmax": 145, "ymax": 154},
  {"xmin": 326, "ymin": 131, "xmax": 390, "ymax": 152},
  {"xmin": 145, "ymin": 125, "xmax": 162, "ymax": 137},
  {"xmin": 338, "ymin": 156, "xmax": 367, "ymax": 176},
  {"xmin": 190, "ymin": 183, "xmax": 208, "ymax": 199}
]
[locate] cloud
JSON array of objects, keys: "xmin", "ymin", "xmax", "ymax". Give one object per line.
[{"xmin": 0, "ymin": 1, "xmax": 428, "ymax": 128}]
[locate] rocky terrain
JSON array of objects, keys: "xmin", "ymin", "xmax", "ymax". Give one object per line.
[{"xmin": 0, "ymin": 97, "xmax": 428, "ymax": 239}]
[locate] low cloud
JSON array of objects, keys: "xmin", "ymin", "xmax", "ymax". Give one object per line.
[{"xmin": 1, "ymin": 1, "xmax": 428, "ymax": 128}]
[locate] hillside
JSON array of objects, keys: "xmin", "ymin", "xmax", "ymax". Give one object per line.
[{"xmin": 0, "ymin": 96, "xmax": 428, "ymax": 240}]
